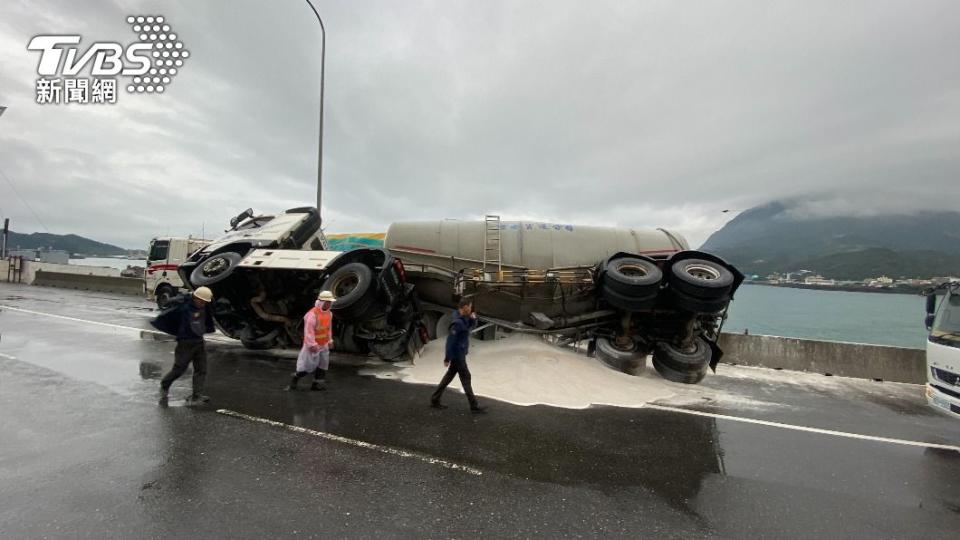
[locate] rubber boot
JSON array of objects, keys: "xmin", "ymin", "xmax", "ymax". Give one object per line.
[{"xmin": 287, "ymin": 374, "xmax": 299, "ymax": 391}]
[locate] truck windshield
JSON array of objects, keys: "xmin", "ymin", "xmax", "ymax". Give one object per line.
[
  {"xmin": 148, "ymin": 240, "xmax": 169, "ymax": 262},
  {"xmin": 932, "ymin": 291, "xmax": 960, "ymax": 343}
]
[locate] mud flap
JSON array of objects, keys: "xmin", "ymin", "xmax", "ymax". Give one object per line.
[{"xmin": 706, "ymin": 338, "xmax": 723, "ymax": 372}]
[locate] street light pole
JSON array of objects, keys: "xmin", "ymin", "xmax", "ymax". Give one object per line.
[
  {"xmin": 0, "ymin": 105, "xmax": 7, "ymax": 258},
  {"xmin": 304, "ymin": 1, "xmax": 326, "ymax": 220}
]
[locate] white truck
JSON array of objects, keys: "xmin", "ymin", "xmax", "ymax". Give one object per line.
[
  {"xmin": 145, "ymin": 236, "xmax": 210, "ymax": 308},
  {"xmin": 177, "ymin": 207, "xmax": 427, "ymax": 361},
  {"xmin": 924, "ymin": 281, "xmax": 960, "ymax": 418}
]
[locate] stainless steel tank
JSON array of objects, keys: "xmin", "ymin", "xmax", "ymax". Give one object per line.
[
  {"xmin": 386, "ymin": 220, "xmax": 689, "ymax": 322},
  {"xmin": 385, "ymin": 220, "xmax": 689, "ymax": 270}
]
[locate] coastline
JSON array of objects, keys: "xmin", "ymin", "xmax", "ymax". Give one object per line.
[{"xmin": 743, "ymin": 281, "xmax": 921, "ymax": 296}]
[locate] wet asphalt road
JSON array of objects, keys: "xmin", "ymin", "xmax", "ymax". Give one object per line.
[{"xmin": 1, "ymin": 283, "xmax": 959, "ymax": 539}]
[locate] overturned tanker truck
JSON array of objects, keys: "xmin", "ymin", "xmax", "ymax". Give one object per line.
[
  {"xmin": 385, "ymin": 218, "xmax": 743, "ymax": 383},
  {"xmin": 178, "ymin": 207, "xmax": 428, "ymax": 361}
]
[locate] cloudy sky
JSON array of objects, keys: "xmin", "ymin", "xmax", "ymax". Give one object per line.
[{"xmin": 1, "ymin": 0, "xmax": 958, "ymax": 249}]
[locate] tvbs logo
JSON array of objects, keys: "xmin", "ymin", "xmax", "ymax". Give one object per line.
[{"xmin": 27, "ymin": 15, "xmax": 189, "ymax": 105}]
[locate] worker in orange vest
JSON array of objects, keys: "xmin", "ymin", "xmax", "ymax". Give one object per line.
[{"xmin": 288, "ymin": 290, "xmax": 336, "ymax": 391}]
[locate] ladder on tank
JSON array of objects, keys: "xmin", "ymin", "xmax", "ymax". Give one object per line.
[{"xmin": 482, "ymin": 214, "xmax": 502, "ymax": 279}]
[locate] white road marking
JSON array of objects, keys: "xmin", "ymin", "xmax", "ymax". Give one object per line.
[
  {"xmin": 0, "ymin": 304, "xmax": 152, "ymax": 333},
  {"xmin": 643, "ymin": 403, "xmax": 960, "ymax": 453},
  {"xmin": 0, "ymin": 304, "xmax": 234, "ymax": 343},
  {"xmin": 216, "ymin": 408, "xmax": 484, "ymax": 476}
]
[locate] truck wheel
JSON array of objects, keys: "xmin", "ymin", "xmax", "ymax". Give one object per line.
[
  {"xmin": 652, "ymin": 356, "xmax": 708, "ymax": 384},
  {"xmin": 369, "ymin": 338, "xmax": 408, "ymax": 362},
  {"xmin": 324, "ymin": 263, "xmax": 375, "ymax": 321},
  {"xmin": 421, "ymin": 311, "xmax": 442, "ymax": 340},
  {"xmin": 155, "ymin": 285, "xmax": 177, "ymax": 309},
  {"xmin": 601, "ymin": 284, "xmax": 658, "ymax": 312},
  {"xmin": 434, "ymin": 311, "xmax": 454, "ymax": 339},
  {"xmin": 240, "ymin": 328, "xmax": 279, "ymax": 350},
  {"xmin": 668, "ymin": 259, "xmax": 733, "ymax": 300},
  {"xmin": 190, "ymin": 252, "xmax": 243, "ymax": 286},
  {"xmin": 671, "ymin": 289, "xmax": 729, "ymax": 314},
  {"xmin": 596, "ymin": 337, "xmax": 647, "ymax": 374},
  {"xmin": 604, "ymin": 257, "xmax": 662, "ymax": 297},
  {"xmin": 654, "ymin": 337, "xmax": 712, "ymax": 372}
]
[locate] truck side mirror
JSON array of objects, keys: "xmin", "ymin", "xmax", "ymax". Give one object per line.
[
  {"xmin": 229, "ymin": 208, "xmax": 254, "ymax": 230},
  {"xmin": 925, "ymin": 294, "xmax": 937, "ymax": 315},
  {"xmin": 925, "ymin": 314, "xmax": 935, "ymax": 330}
]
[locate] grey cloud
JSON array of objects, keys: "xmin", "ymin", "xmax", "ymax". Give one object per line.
[{"xmin": 1, "ymin": 0, "xmax": 958, "ymax": 249}]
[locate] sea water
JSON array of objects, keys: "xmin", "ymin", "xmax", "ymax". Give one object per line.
[{"xmin": 723, "ymin": 284, "xmax": 927, "ymax": 349}]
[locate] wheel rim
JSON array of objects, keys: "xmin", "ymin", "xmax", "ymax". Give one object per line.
[
  {"xmin": 201, "ymin": 257, "xmax": 230, "ymax": 277},
  {"xmin": 618, "ymin": 264, "xmax": 649, "ymax": 278},
  {"xmin": 331, "ymin": 273, "xmax": 360, "ymax": 297},
  {"xmin": 685, "ymin": 264, "xmax": 720, "ymax": 281}
]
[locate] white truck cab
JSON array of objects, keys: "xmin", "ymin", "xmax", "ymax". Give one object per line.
[
  {"xmin": 924, "ymin": 282, "xmax": 960, "ymax": 418},
  {"xmin": 177, "ymin": 207, "xmax": 426, "ymax": 360},
  {"xmin": 145, "ymin": 237, "xmax": 210, "ymax": 308}
]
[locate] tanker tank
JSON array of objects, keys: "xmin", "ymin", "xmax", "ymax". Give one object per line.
[
  {"xmin": 385, "ymin": 217, "xmax": 742, "ymax": 386},
  {"xmin": 385, "ymin": 220, "xmax": 689, "ymax": 270}
]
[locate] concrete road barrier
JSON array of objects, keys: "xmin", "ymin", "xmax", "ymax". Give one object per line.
[
  {"xmin": 719, "ymin": 333, "xmax": 926, "ymax": 384},
  {"xmin": 33, "ymin": 270, "xmax": 145, "ymax": 296}
]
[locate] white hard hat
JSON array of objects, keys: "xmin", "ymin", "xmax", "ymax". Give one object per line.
[
  {"xmin": 193, "ymin": 286, "xmax": 214, "ymax": 302},
  {"xmin": 317, "ymin": 290, "xmax": 337, "ymax": 302}
]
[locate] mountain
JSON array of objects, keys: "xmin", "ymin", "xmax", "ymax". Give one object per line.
[
  {"xmin": 5, "ymin": 231, "xmax": 127, "ymax": 257},
  {"xmin": 700, "ymin": 202, "xmax": 960, "ymax": 279}
]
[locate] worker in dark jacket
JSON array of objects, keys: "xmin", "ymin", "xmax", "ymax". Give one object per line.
[
  {"xmin": 152, "ymin": 286, "xmax": 215, "ymax": 406},
  {"xmin": 430, "ymin": 298, "xmax": 485, "ymax": 413}
]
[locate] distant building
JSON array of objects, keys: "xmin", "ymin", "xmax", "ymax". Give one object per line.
[
  {"xmin": 804, "ymin": 275, "xmax": 836, "ymax": 286},
  {"xmin": 866, "ymin": 276, "xmax": 894, "ymax": 288}
]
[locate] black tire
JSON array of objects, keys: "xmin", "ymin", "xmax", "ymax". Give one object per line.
[
  {"xmin": 155, "ymin": 285, "xmax": 177, "ymax": 309},
  {"xmin": 324, "ymin": 263, "xmax": 376, "ymax": 321},
  {"xmin": 596, "ymin": 337, "xmax": 647, "ymax": 374},
  {"xmin": 652, "ymin": 356, "xmax": 708, "ymax": 384},
  {"xmin": 422, "ymin": 311, "xmax": 442, "ymax": 340},
  {"xmin": 369, "ymin": 337, "xmax": 409, "ymax": 362},
  {"xmin": 604, "ymin": 257, "xmax": 662, "ymax": 297},
  {"xmin": 341, "ymin": 291, "xmax": 380, "ymax": 322},
  {"xmin": 671, "ymin": 289, "xmax": 730, "ymax": 314},
  {"xmin": 190, "ymin": 252, "xmax": 243, "ymax": 287},
  {"xmin": 239, "ymin": 327, "xmax": 280, "ymax": 350},
  {"xmin": 601, "ymin": 284, "xmax": 658, "ymax": 311},
  {"xmin": 668, "ymin": 259, "xmax": 734, "ymax": 300},
  {"xmin": 654, "ymin": 337, "xmax": 712, "ymax": 372}
]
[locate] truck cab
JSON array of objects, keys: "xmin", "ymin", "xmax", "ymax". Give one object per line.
[
  {"xmin": 145, "ymin": 236, "xmax": 210, "ymax": 308},
  {"xmin": 178, "ymin": 207, "xmax": 426, "ymax": 361},
  {"xmin": 924, "ymin": 282, "xmax": 960, "ymax": 417}
]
